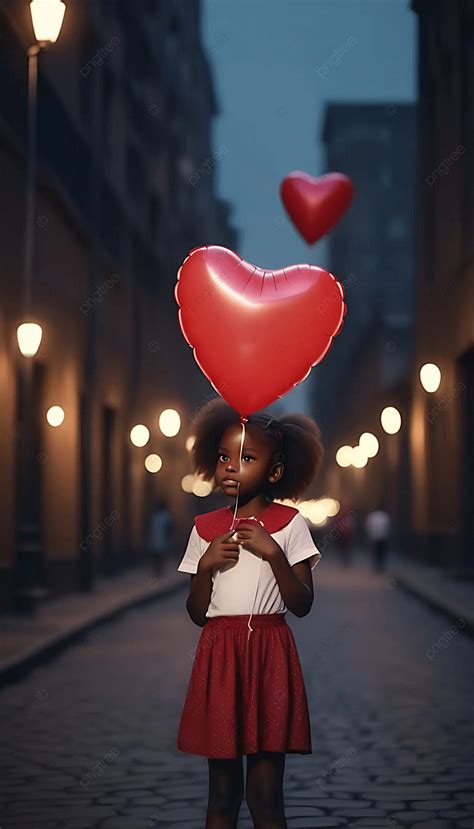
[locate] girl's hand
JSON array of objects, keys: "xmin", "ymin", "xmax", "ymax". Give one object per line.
[
  {"xmin": 198, "ymin": 531, "xmax": 240, "ymax": 574},
  {"xmin": 234, "ymin": 522, "xmax": 281, "ymax": 562}
]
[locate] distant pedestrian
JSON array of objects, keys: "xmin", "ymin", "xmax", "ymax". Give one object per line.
[
  {"xmin": 148, "ymin": 499, "xmax": 174, "ymax": 575},
  {"xmin": 365, "ymin": 507, "xmax": 391, "ymax": 571}
]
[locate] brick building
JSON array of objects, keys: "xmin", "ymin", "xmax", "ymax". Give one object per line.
[
  {"xmin": 312, "ymin": 102, "xmax": 416, "ymax": 545},
  {"xmin": 410, "ymin": 0, "xmax": 474, "ymax": 569},
  {"xmin": 0, "ymin": 0, "xmax": 238, "ymax": 611}
]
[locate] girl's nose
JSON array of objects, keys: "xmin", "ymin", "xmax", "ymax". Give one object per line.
[{"xmin": 226, "ymin": 460, "xmax": 237, "ymax": 472}]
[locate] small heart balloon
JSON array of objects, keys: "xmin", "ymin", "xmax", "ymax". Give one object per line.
[
  {"xmin": 280, "ymin": 171, "xmax": 354, "ymax": 245},
  {"xmin": 175, "ymin": 246, "xmax": 346, "ymax": 417}
]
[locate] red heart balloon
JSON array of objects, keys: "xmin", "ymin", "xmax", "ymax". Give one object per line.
[
  {"xmin": 280, "ymin": 171, "xmax": 354, "ymax": 245},
  {"xmin": 175, "ymin": 246, "xmax": 346, "ymax": 417}
]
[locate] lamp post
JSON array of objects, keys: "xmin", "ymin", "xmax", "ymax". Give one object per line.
[
  {"xmin": 20, "ymin": 0, "xmax": 65, "ymax": 333},
  {"xmin": 13, "ymin": 1, "xmax": 66, "ymax": 613}
]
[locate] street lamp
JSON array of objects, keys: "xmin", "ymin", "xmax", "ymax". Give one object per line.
[
  {"xmin": 144, "ymin": 454, "xmax": 163, "ymax": 473},
  {"xmin": 419, "ymin": 363, "xmax": 441, "ymax": 393},
  {"xmin": 130, "ymin": 424, "xmax": 150, "ymax": 447},
  {"xmin": 192, "ymin": 478, "xmax": 213, "ymax": 497},
  {"xmin": 19, "ymin": 1, "xmax": 66, "ymax": 344},
  {"xmin": 359, "ymin": 432, "xmax": 379, "ymax": 458},
  {"xmin": 17, "ymin": 322, "xmax": 43, "ymax": 356},
  {"xmin": 159, "ymin": 408, "xmax": 181, "ymax": 437},
  {"xmin": 30, "ymin": 0, "xmax": 66, "ymax": 43},
  {"xmin": 380, "ymin": 406, "xmax": 402, "ymax": 435},
  {"xmin": 307, "ymin": 500, "xmax": 329, "ymax": 526},
  {"xmin": 351, "ymin": 446, "xmax": 368, "ymax": 468},
  {"xmin": 336, "ymin": 445, "xmax": 353, "ymax": 467},
  {"xmin": 13, "ymin": 1, "xmax": 66, "ymax": 614},
  {"xmin": 181, "ymin": 474, "xmax": 196, "ymax": 492},
  {"xmin": 46, "ymin": 405, "xmax": 65, "ymax": 426},
  {"xmin": 320, "ymin": 497, "xmax": 340, "ymax": 517}
]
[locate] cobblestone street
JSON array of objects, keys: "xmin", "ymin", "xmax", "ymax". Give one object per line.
[{"xmin": 1, "ymin": 554, "xmax": 474, "ymax": 828}]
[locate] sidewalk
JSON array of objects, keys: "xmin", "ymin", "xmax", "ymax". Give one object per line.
[
  {"xmin": 0, "ymin": 561, "xmax": 185, "ymax": 688},
  {"xmin": 387, "ymin": 551, "xmax": 474, "ymax": 637},
  {"xmin": 324, "ymin": 544, "xmax": 474, "ymax": 638}
]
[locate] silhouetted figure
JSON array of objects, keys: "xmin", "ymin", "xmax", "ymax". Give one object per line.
[{"xmin": 365, "ymin": 507, "xmax": 391, "ymax": 571}]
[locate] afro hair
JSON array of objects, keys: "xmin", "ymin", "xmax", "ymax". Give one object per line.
[{"xmin": 189, "ymin": 397, "xmax": 324, "ymax": 501}]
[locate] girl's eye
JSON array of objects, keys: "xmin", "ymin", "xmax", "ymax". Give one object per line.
[{"xmin": 217, "ymin": 454, "xmax": 254, "ymax": 462}]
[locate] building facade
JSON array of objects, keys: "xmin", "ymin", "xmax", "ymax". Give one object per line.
[
  {"xmin": 0, "ymin": 0, "xmax": 238, "ymax": 611},
  {"xmin": 314, "ymin": 1, "xmax": 474, "ymax": 573},
  {"xmin": 312, "ymin": 103, "xmax": 416, "ymax": 543},
  {"xmin": 410, "ymin": 0, "xmax": 474, "ymax": 569}
]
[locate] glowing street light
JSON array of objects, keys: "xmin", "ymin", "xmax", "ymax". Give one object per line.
[
  {"xmin": 336, "ymin": 445, "xmax": 353, "ymax": 467},
  {"xmin": 181, "ymin": 474, "xmax": 196, "ymax": 492},
  {"xmin": 307, "ymin": 501, "xmax": 328, "ymax": 526},
  {"xmin": 159, "ymin": 408, "xmax": 181, "ymax": 437},
  {"xmin": 351, "ymin": 446, "xmax": 368, "ymax": 468},
  {"xmin": 46, "ymin": 405, "xmax": 64, "ymax": 427},
  {"xmin": 296, "ymin": 500, "xmax": 312, "ymax": 519},
  {"xmin": 320, "ymin": 497, "xmax": 340, "ymax": 517},
  {"xmin": 419, "ymin": 363, "xmax": 441, "ymax": 393},
  {"xmin": 144, "ymin": 453, "xmax": 162, "ymax": 473},
  {"xmin": 17, "ymin": 322, "xmax": 43, "ymax": 356},
  {"xmin": 359, "ymin": 432, "xmax": 379, "ymax": 458},
  {"xmin": 14, "ymin": 1, "xmax": 67, "ymax": 613},
  {"xmin": 130, "ymin": 424, "xmax": 150, "ymax": 447},
  {"xmin": 192, "ymin": 478, "xmax": 212, "ymax": 497},
  {"xmin": 380, "ymin": 406, "xmax": 402, "ymax": 435},
  {"xmin": 30, "ymin": 0, "xmax": 66, "ymax": 44}
]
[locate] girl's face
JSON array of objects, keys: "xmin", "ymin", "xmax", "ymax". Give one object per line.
[{"xmin": 215, "ymin": 423, "xmax": 283, "ymax": 500}]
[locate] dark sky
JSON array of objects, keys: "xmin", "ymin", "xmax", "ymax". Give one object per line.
[{"xmin": 202, "ymin": 0, "xmax": 416, "ymax": 412}]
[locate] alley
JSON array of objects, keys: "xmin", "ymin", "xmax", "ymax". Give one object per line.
[{"xmin": 1, "ymin": 555, "xmax": 474, "ymax": 829}]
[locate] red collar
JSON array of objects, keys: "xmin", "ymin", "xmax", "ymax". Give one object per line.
[{"xmin": 194, "ymin": 501, "xmax": 299, "ymax": 542}]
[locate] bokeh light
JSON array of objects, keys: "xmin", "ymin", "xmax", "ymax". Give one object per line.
[
  {"xmin": 380, "ymin": 406, "xmax": 402, "ymax": 434},
  {"xmin": 144, "ymin": 454, "xmax": 162, "ymax": 473},
  {"xmin": 130, "ymin": 424, "xmax": 150, "ymax": 447},
  {"xmin": 419, "ymin": 363, "xmax": 441, "ymax": 393},
  {"xmin": 159, "ymin": 408, "xmax": 181, "ymax": 437},
  {"xmin": 17, "ymin": 322, "xmax": 43, "ymax": 356},
  {"xmin": 46, "ymin": 405, "xmax": 64, "ymax": 427},
  {"xmin": 336, "ymin": 445, "xmax": 353, "ymax": 467},
  {"xmin": 181, "ymin": 474, "xmax": 196, "ymax": 492},
  {"xmin": 351, "ymin": 446, "xmax": 368, "ymax": 468},
  {"xmin": 359, "ymin": 432, "xmax": 379, "ymax": 457},
  {"xmin": 192, "ymin": 478, "xmax": 212, "ymax": 497}
]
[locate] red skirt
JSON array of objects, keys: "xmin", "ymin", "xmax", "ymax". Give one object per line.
[{"xmin": 177, "ymin": 613, "xmax": 312, "ymax": 759}]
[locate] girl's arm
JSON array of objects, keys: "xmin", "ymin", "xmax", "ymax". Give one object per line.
[
  {"xmin": 269, "ymin": 548, "xmax": 314, "ymax": 617},
  {"xmin": 186, "ymin": 566, "xmax": 213, "ymax": 627},
  {"xmin": 185, "ymin": 531, "xmax": 239, "ymax": 626}
]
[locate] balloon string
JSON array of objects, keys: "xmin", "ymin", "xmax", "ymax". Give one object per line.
[
  {"xmin": 230, "ymin": 418, "xmax": 246, "ymax": 532},
  {"xmin": 247, "ymin": 556, "xmax": 263, "ymax": 644},
  {"xmin": 239, "ymin": 417, "xmax": 259, "ymax": 643},
  {"xmin": 229, "ymin": 417, "xmax": 258, "ymax": 642}
]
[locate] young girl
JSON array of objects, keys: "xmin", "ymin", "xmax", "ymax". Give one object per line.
[{"xmin": 176, "ymin": 398, "xmax": 323, "ymax": 829}]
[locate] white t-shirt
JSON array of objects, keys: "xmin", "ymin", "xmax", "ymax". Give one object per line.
[{"xmin": 177, "ymin": 511, "xmax": 322, "ymax": 618}]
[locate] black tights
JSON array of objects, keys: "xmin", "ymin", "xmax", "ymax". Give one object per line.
[{"xmin": 206, "ymin": 751, "xmax": 286, "ymax": 829}]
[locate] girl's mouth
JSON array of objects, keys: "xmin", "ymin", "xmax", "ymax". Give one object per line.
[{"xmin": 222, "ymin": 479, "xmax": 239, "ymax": 488}]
